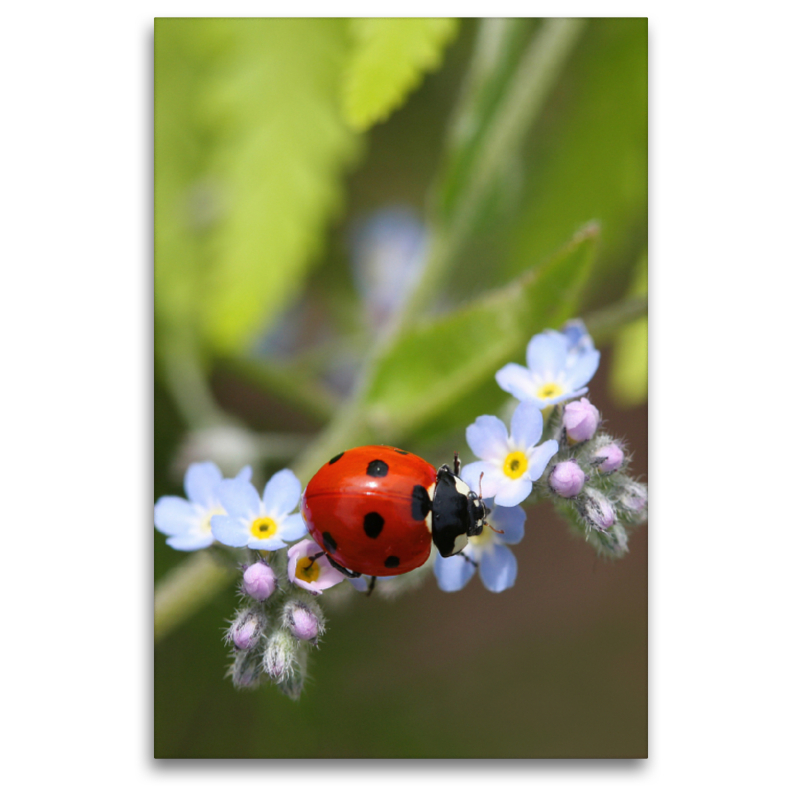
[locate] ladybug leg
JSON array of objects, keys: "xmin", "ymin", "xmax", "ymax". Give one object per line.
[
  {"xmin": 322, "ymin": 555, "xmax": 362, "ymax": 580},
  {"xmin": 457, "ymin": 551, "xmax": 478, "ymax": 569},
  {"xmin": 453, "ymin": 452, "xmax": 461, "ymax": 476},
  {"xmin": 365, "ymin": 576, "xmax": 377, "ymax": 597}
]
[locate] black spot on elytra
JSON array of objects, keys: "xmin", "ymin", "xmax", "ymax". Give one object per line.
[
  {"xmin": 394, "ymin": 449, "xmax": 409, "ymax": 455},
  {"xmin": 322, "ymin": 531, "xmax": 337, "ymax": 553},
  {"xmin": 363, "ymin": 512, "xmax": 384, "ymax": 538},
  {"xmin": 367, "ymin": 459, "xmax": 389, "ymax": 477},
  {"xmin": 328, "ymin": 452, "xmax": 345, "ymax": 465},
  {"xmin": 384, "ymin": 555, "xmax": 400, "ymax": 569},
  {"xmin": 411, "ymin": 484, "xmax": 432, "ymax": 521}
]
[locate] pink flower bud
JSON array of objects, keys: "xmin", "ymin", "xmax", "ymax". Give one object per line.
[
  {"xmin": 622, "ymin": 482, "xmax": 647, "ymax": 512},
  {"xmin": 582, "ymin": 488, "xmax": 616, "ymax": 530},
  {"xmin": 594, "ymin": 443, "xmax": 624, "ymax": 473},
  {"xmin": 549, "ymin": 461, "xmax": 585, "ymax": 498},
  {"xmin": 230, "ymin": 609, "xmax": 265, "ymax": 651},
  {"xmin": 563, "ymin": 398, "xmax": 600, "ymax": 443},
  {"xmin": 242, "ymin": 561, "xmax": 276, "ymax": 601},
  {"xmin": 289, "ymin": 606, "xmax": 319, "ymax": 642}
]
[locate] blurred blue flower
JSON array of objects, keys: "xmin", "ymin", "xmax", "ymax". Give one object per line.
[
  {"xmin": 495, "ymin": 320, "xmax": 600, "ymax": 409},
  {"xmin": 350, "ymin": 206, "xmax": 427, "ymax": 328},
  {"xmin": 461, "ymin": 401, "xmax": 559, "ymax": 507},
  {"xmin": 211, "ymin": 468, "xmax": 307, "ymax": 551},
  {"xmin": 154, "ymin": 462, "xmax": 252, "ymax": 551},
  {"xmin": 434, "ymin": 500, "xmax": 526, "ymax": 593}
]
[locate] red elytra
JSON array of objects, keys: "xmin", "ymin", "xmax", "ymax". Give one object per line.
[{"xmin": 301, "ymin": 446, "xmax": 437, "ymax": 577}]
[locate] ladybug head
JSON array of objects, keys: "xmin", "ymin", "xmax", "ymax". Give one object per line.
[{"xmin": 431, "ymin": 465, "xmax": 488, "ymax": 558}]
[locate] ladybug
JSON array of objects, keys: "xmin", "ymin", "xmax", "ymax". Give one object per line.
[{"xmin": 301, "ymin": 445, "xmax": 487, "ymax": 580}]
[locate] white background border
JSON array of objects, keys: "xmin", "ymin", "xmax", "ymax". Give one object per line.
[{"xmin": 3, "ymin": 2, "xmax": 798, "ymax": 797}]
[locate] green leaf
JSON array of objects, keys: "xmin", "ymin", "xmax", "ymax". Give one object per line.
[
  {"xmin": 200, "ymin": 19, "xmax": 361, "ymax": 353},
  {"xmin": 154, "ymin": 20, "xmax": 233, "ymax": 343},
  {"xmin": 155, "ymin": 19, "xmax": 361, "ymax": 357},
  {"xmin": 342, "ymin": 18, "xmax": 459, "ymax": 132},
  {"xmin": 609, "ymin": 251, "xmax": 648, "ymax": 406},
  {"xmin": 363, "ymin": 224, "xmax": 599, "ymax": 437}
]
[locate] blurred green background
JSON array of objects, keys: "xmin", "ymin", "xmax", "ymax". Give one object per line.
[{"xmin": 155, "ymin": 17, "xmax": 647, "ymax": 758}]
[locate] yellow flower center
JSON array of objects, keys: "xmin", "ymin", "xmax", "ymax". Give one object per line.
[
  {"xmin": 251, "ymin": 516, "xmax": 278, "ymax": 540},
  {"xmin": 469, "ymin": 527, "xmax": 494, "ymax": 549},
  {"xmin": 536, "ymin": 381, "xmax": 565, "ymax": 401},
  {"xmin": 201, "ymin": 506, "xmax": 225, "ymax": 533},
  {"xmin": 295, "ymin": 556, "xmax": 320, "ymax": 584},
  {"xmin": 503, "ymin": 450, "xmax": 528, "ymax": 479}
]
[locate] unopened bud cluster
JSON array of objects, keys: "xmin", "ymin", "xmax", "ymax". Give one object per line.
[
  {"xmin": 543, "ymin": 403, "xmax": 647, "ymax": 559},
  {"xmin": 225, "ymin": 557, "xmax": 326, "ymax": 698}
]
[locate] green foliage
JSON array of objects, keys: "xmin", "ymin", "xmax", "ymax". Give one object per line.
[
  {"xmin": 342, "ymin": 18, "xmax": 459, "ymax": 132},
  {"xmin": 155, "ymin": 19, "xmax": 361, "ymax": 357},
  {"xmin": 364, "ymin": 224, "xmax": 599, "ymax": 437},
  {"xmin": 506, "ymin": 18, "xmax": 647, "ymax": 301},
  {"xmin": 154, "ymin": 20, "xmax": 232, "ymax": 342},
  {"xmin": 610, "ymin": 251, "xmax": 648, "ymax": 406}
]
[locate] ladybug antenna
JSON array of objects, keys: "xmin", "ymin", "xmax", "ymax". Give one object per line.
[
  {"xmin": 453, "ymin": 452, "xmax": 461, "ymax": 477},
  {"xmin": 478, "ymin": 471, "xmax": 484, "ymax": 499},
  {"xmin": 487, "ymin": 523, "xmax": 505, "ymax": 535}
]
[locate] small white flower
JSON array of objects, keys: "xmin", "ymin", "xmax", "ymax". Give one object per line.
[
  {"xmin": 211, "ymin": 469, "xmax": 307, "ymax": 550},
  {"xmin": 461, "ymin": 401, "xmax": 559, "ymax": 507},
  {"xmin": 495, "ymin": 323, "xmax": 600, "ymax": 409},
  {"xmin": 154, "ymin": 462, "xmax": 252, "ymax": 551}
]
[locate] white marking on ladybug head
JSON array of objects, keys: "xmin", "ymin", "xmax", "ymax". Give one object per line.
[
  {"xmin": 452, "ymin": 475, "xmax": 471, "ymax": 497},
  {"xmin": 450, "ymin": 532, "xmax": 468, "ymax": 555},
  {"xmin": 424, "ymin": 510, "xmax": 432, "ymax": 533}
]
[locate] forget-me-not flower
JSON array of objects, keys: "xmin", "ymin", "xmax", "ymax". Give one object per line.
[
  {"xmin": 461, "ymin": 401, "xmax": 559, "ymax": 507},
  {"xmin": 495, "ymin": 320, "xmax": 600, "ymax": 409},
  {"xmin": 211, "ymin": 468, "xmax": 307, "ymax": 550},
  {"xmin": 434, "ymin": 500, "xmax": 526, "ymax": 593},
  {"xmin": 154, "ymin": 461, "xmax": 252, "ymax": 551},
  {"xmin": 287, "ymin": 539, "xmax": 346, "ymax": 595}
]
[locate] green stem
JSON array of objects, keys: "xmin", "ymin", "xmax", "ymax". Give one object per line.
[
  {"xmin": 583, "ymin": 295, "xmax": 648, "ymax": 347},
  {"xmin": 399, "ymin": 18, "xmax": 586, "ymax": 327},
  {"xmin": 154, "ymin": 551, "xmax": 235, "ymax": 643}
]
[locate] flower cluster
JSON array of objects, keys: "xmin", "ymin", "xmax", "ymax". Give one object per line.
[
  {"xmin": 155, "ymin": 464, "xmax": 346, "ymax": 696},
  {"xmin": 154, "ymin": 319, "xmax": 648, "ymax": 697},
  {"xmin": 434, "ymin": 319, "xmax": 647, "ymax": 592}
]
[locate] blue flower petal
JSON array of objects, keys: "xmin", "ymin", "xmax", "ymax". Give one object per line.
[
  {"xmin": 247, "ymin": 538, "xmax": 287, "ymax": 552},
  {"xmin": 183, "ymin": 462, "xmax": 223, "ymax": 507},
  {"xmin": 488, "ymin": 504, "xmax": 526, "ymax": 544},
  {"xmin": 165, "ymin": 533, "xmax": 214, "ymax": 551},
  {"xmin": 562, "ymin": 348, "xmax": 600, "ymax": 390},
  {"xmin": 493, "ymin": 476, "xmax": 533, "ymax": 507},
  {"xmin": 262, "ymin": 469, "xmax": 302, "ymax": 517},
  {"xmin": 278, "ymin": 513, "xmax": 308, "ymax": 543},
  {"xmin": 434, "ymin": 552, "xmax": 476, "ymax": 592},
  {"xmin": 495, "ymin": 363, "xmax": 538, "ymax": 402},
  {"xmin": 461, "ymin": 461, "xmax": 504, "ymax": 498},
  {"xmin": 219, "ymin": 477, "xmax": 260, "ymax": 519},
  {"xmin": 154, "ymin": 497, "xmax": 196, "ymax": 537},
  {"xmin": 479, "ymin": 544, "xmax": 517, "ymax": 592},
  {"xmin": 526, "ymin": 331, "xmax": 568, "ymax": 377},
  {"xmin": 235, "ymin": 465, "xmax": 253, "ymax": 482},
  {"xmin": 349, "ymin": 576, "xmax": 370, "ymax": 592},
  {"xmin": 510, "ymin": 401, "xmax": 544, "ymax": 450},
  {"xmin": 561, "ymin": 319, "xmax": 589, "ymax": 350},
  {"xmin": 466, "ymin": 415, "xmax": 509, "ymax": 461},
  {"xmin": 210, "ymin": 514, "xmax": 249, "ymax": 547},
  {"xmin": 524, "ymin": 439, "xmax": 559, "ymax": 482}
]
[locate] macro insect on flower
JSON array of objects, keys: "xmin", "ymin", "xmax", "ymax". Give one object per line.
[{"xmin": 154, "ymin": 319, "xmax": 647, "ymax": 699}]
